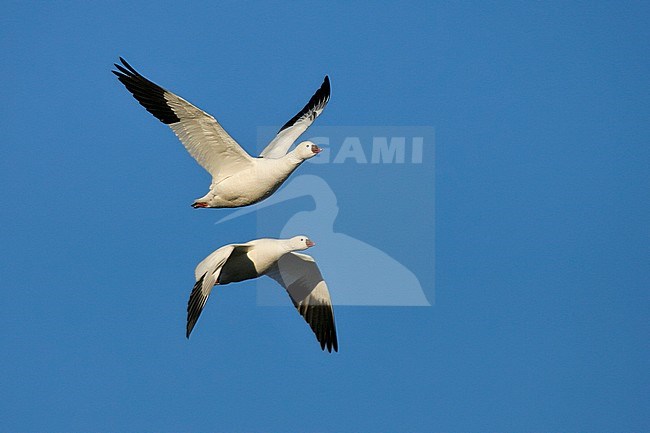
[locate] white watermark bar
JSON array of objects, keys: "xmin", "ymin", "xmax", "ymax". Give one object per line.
[{"xmin": 303, "ymin": 135, "xmax": 424, "ymax": 164}]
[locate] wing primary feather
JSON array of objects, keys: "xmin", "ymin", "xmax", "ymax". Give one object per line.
[
  {"xmin": 324, "ymin": 308, "xmax": 332, "ymax": 352},
  {"xmin": 186, "ymin": 273, "xmax": 207, "ymax": 338},
  {"xmin": 331, "ymin": 308, "xmax": 339, "ymax": 352},
  {"xmin": 265, "ymin": 253, "xmax": 339, "ymax": 352},
  {"xmin": 319, "ymin": 309, "xmax": 327, "ymax": 351},
  {"xmin": 113, "ymin": 58, "xmax": 252, "ymax": 177},
  {"xmin": 306, "ymin": 305, "xmax": 314, "ymax": 326},
  {"xmin": 316, "ymin": 308, "xmax": 324, "ymax": 348},
  {"xmin": 324, "ymin": 305, "xmax": 338, "ymax": 352},
  {"xmin": 277, "ymin": 75, "xmax": 330, "ymax": 133},
  {"xmin": 112, "ymin": 57, "xmax": 181, "ymax": 125}
]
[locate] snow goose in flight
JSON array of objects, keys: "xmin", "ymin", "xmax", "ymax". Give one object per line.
[
  {"xmin": 112, "ymin": 58, "xmax": 330, "ymax": 208},
  {"xmin": 187, "ymin": 236, "xmax": 338, "ymax": 352}
]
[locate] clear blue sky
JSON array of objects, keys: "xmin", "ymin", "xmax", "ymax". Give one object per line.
[{"xmin": 1, "ymin": 1, "xmax": 648, "ymax": 432}]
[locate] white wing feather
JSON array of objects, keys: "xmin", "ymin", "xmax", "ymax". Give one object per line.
[
  {"xmin": 265, "ymin": 252, "xmax": 338, "ymax": 352},
  {"xmin": 113, "ymin": 58, "xmax": 253, "ymax": 179},
  {"xmin": 259, "ymin": 76, "xmax": 330, "ymax": 159},
  {"xmin": 165, "ymin": 92, "xmax": 254, "ymax": 178},
  {"xmin": 187, "ymin": 244, "xmax": 249, "ymax": 337}
]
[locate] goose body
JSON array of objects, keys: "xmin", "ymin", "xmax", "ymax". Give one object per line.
[
  {"xmin": 112, "ymin": 58, "xmax": 330, "ymax": 208},
  {"xmin": 187, "ymin": 236, "xmax": 338, "ymax": 352}
]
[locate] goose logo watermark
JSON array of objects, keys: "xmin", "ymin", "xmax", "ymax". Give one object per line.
[{"xmin": 218, "ymin": 126, "xmax": 435, "ymax": 307}]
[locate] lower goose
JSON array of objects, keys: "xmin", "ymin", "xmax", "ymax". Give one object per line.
[{"xmin": 187, "ymin": 236, "xmax": 338, "ymax": 352}]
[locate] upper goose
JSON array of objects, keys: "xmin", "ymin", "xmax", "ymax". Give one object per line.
[
  {"xmin": 187, "ymin": 236, "xmax": 338, "ymax": 352},
  {"xmin": 112, "ymin": 58, "xmax": 330, "ymax": 208}
]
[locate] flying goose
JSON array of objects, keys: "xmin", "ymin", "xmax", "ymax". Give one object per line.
[
  {"xmin": 112, "ymin": 58, "xmax": 330, "ymax": 208},
  {"xmin": 187, "ymin": 236, "xmax": 338, "ymax": 352}
]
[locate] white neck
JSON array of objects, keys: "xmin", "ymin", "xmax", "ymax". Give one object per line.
[
  {"xmin": 278, "ymin": 238, "xmax": 297, "ymax": 254},
  {"xmin": 262, "ymin": 152, "xmax": 303, "ymax": 184},
  {"xmin": 283, "ymin": 150, "xmax": 306, "ymax": 166}
]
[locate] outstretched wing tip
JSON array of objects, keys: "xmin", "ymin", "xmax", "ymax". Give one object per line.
[
  {"xmin": 256, "ymin": 74, "xmax": 333, "ymax": 158},
  {"xmin": 113, "ymin": 58, "xmax": 251, "ymax": 175},
  {"xmin": 113, "ymin": 57, "xmax": 137, "ymax": 77},
  {"xmin": 322, "ymin": 334, "xmax": 338, "ymax": 353},
  {"xmin": 267, "ymin": 253, "xmax": 339, "ymax": 353},
  {"xmin": 186, "ymin": 274, "xmax": 208, "ymax": 340},
  {"xmin": 326, "ymin": 341, "xmax": 338, "ymax": 353},
  {"xmin": 112, "ymin": 57, "xmax": 181, "ymax": 125},
  {"xmin": 276, "ymin": 74, "xmax": 331, "ymax": 134}
]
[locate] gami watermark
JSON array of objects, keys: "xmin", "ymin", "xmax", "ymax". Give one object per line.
[{"xmin": 305, "ymin": 136, "xmax": 424, "ymax": 164}]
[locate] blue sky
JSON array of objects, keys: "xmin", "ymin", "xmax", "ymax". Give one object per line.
[{"xmin": 1, "ymin": 1, "xmax": 649, "ymax": 432}]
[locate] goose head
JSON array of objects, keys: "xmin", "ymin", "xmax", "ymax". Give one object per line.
[
  {"xmin": 294, "ymin": 141, "xmax": 322, "ymax": 160},
  {"xmin": 288, "ymin": 235, "xmax": 315, "ymax": 251}
]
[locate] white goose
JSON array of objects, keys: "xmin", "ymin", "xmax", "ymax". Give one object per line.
[
  {"xmin": 187, "ymin": 236, "xmax": 338, "ymax": 352},
  {"xmin": 112, "ymin": 58, "xmax": 330, "ymax": 208}
]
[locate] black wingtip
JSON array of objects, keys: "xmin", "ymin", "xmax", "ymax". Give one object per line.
[
  {"xmin": 321, "ymin": 76, "xmax": 331, "ymax": 99},
  {"xmin": 277, "ymin": 75, "xmax": 331, "ymax": 133},
  {"xmin": 117, "ymin": 57, "xmax": 138, "ymax": 75},
  {"xmin": 112, "ymin": 57, "xmax": 180, "ymax": 125},
  {"xmin": 313, "ymin": 304, "xmax": 338, "ymax": 353},
  {"xmin": 186, "ymin": 326, "xmax": 194, "ymax": 340},
  {"xmin": 322, "ymin": 342, "xmax": 337, "ymax": 353},
  {"xmin": 186, "ymin": 274, "xmax": 206, "ymax": 340},
  {"xmin": 186, "ymin": 319, "xmax": 193, "ymax": 339}
]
